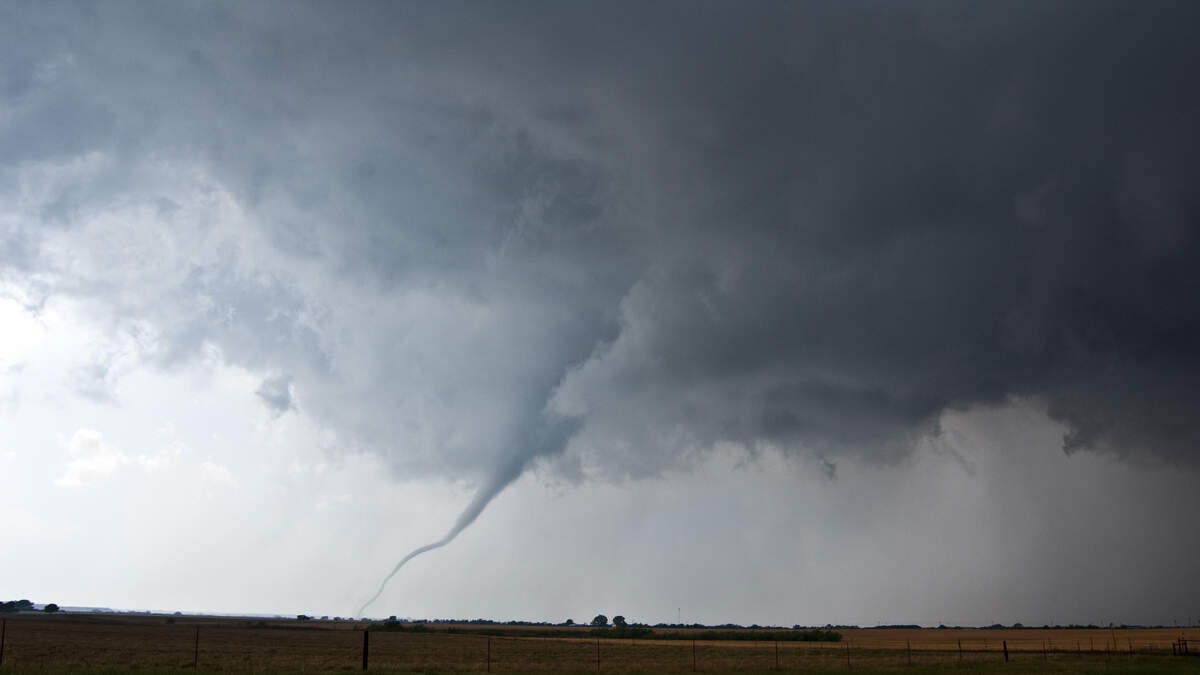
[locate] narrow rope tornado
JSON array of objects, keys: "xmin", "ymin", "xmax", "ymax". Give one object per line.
[
  {"xmin": 358, "ymin": 416, "xmax": 578, "ymax": 617},
  {"xmin": 357, "ymin": 462, "xmax": 520, "ymax": 616}
]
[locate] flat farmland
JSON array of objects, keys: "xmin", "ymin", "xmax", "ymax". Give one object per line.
[
  {"xmin": 840, "ymin": 627, "xmax": 1194, "ymax": 653},
  {"xmin": 1, "ymin": 614, "xmax": 1197, "ymax": 673}
]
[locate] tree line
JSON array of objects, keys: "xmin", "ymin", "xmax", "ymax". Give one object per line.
[{"xmin": 1, "ymin": 599, "xmax": 59, "ymax": 613}]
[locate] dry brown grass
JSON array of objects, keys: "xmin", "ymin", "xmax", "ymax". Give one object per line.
[
  {"xmin": 1, "ymin": 614, "xmax": 1197, "ymax": 672},
  {"xmin": 839, "ymin": 627, "xmax": 1192, "ymax": 653}
]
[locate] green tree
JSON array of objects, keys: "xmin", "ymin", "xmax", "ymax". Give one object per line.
[
  {"xmin": 43, "ymin": 603, "xmax": 60, "ymax": 613},
  {"xmin": 0, "ymin": 600, "xmax": 34, "ymax": 613},
  {"xmin": 591, "ymin": 614, "xmax": 608, "ymax": 627},
  {"xmin": 612, "ymin": 615, "xmax": 627, "ymax": 627}
]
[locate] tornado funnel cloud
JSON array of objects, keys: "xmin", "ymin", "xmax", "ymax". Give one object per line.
[
  {"xmin": 357, "ymin": 539, "xmax": 450, "ymax": 617},
  {"xmin": 357, "ymin": 463, "xmax": 520, "ymax": 617},
  {"xmin": 358, "ymin": 414, "xmax": 578, "ymax": 617}
]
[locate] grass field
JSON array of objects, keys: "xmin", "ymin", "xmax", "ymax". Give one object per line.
[{"xmin": 1, "ymin": 614, "xmax": 1197, "ymax": 673}]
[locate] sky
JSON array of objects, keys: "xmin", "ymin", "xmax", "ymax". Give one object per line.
[{"xmin": 2, "ymin": 1, "xmax": 1199, "ymax": 627}]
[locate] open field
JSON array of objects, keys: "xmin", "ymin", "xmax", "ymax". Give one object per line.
[
  {"xmin": 840, "ymin": 628, "xmax": 1196, "ymax": 654},
  {"xmin": 1, "ymin": 614, "xmax": 1197, "ymax": 673}
]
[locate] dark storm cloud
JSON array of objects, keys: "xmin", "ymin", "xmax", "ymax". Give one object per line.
[
  {"xmin": 255, "ymin": 374, "xmax": 295, "ymax": 417},
  {"xmin": 3, "ymin": 0, "xmax": 1199, "ymax": 489},
  {"xmin": 547, "ymin": 1, "xmax": 1200, "ymax": 470}
]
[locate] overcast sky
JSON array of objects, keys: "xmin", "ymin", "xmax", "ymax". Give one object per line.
[{"xmin": 2, "ymin": 1, "xmax": 1199, "ymax": 627}]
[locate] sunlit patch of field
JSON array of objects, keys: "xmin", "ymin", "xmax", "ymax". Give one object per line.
[{"xmin": 1, "ymin": 614, "xmax": 1197, "ymax": 673}]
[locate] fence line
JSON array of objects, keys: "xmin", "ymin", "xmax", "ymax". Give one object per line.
[{"xmin": 0, "ymin": 618, "xmax": 1195, "ymax": 672}]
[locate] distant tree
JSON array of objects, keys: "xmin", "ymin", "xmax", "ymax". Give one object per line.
[
  {"xmin": 564, "ymin": 619, "xmax": 574, "ymax": 626},
  {"xmin": 612, "ymin": 615, "xmax": 627, "ymax": 627},
  {"xmin": 297, "ymin": 614, "xmax": 312, "ymax": 620},
  {"xmin": 591, "ymin": 614, "xmax": 608, "ymax": 627},
  {"xmin": 1, "ymin": 600, "xmax": 34, "ymax": 613},
  {"xmin": 43, "ymin": 603, "xmax": 60, "ymax": 613}
]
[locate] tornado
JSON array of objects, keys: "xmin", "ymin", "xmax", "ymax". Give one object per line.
[{"xmin": 358, "ymin": 414, "xmax": 578, "ymax": 617}]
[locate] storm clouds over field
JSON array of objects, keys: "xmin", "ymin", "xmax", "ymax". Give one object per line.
[{"xmin": 2, "ymin": 2, "xmax": 1198, "ymax": 625}]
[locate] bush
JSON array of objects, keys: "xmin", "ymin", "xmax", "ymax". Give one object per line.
[{"xmin": 375, "ymin": 621, "xmax": 431, "ymax": 632}]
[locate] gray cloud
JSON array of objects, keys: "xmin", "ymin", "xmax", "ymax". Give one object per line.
[
  {"xmin": 542, "ymin": 1, "xmax": 1200, "ymax": 471},
  {"xmin": 2, "ymin": 2, "xmax": 1199, "ymax": 610},
  {"xmin": 255, "ymin": 374, "xmax": 294, "ymax": 417}
]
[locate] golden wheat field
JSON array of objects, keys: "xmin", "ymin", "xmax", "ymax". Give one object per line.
[{"xmin": 1, "ymin": 614, "xmax": 1198, "ymax": 673}]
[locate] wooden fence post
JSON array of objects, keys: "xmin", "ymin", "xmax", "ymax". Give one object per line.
[
  {"xmin": 487, "ymin": 637, "xmax": 492, "ymax": 673},
  {"xmin": 907, "ymin": 640, "xmax": 911, "ymax": 666},
  {"xmin": 361, "ymin": 629, "xmax": 369, "ymax": 671},
  {"xmin": 1002, "ymin": 640, "xmax": 1008, "ymax": 663},
  {"xmin": 596, "ymin": 638, "xmax": 600, "ymax": 672},
  {"xmin": 775, "ymin": 640, "xmax": 779, "ymax": 669},
  {"xmin": 958, "ymin": 639, "xmax": 962, "ymax": 661},
  {"xmin": 692, "ymin": 639, "xmax": 696, "ymax": 672},
  {"xmin": 845, "ymin": 641, "xmax": 850, "ymax": 668},
  {"xmin": 1043, "ymin": 639, "xmax": 1047, "ymax": 661},
  {"xmin": 1, "ymin": 618, "xmax": 6, "ymax": 667},
  {"xmin": 193, "ymin": 627, "xmax": 199, "ymax": 669}
]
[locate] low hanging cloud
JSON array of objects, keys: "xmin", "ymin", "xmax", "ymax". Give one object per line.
[
  {"xmin": 255, "ymin": 374, "xmax": 295, "ymax": 417},
  {"xmin": 3, "ymin": 1, "xmax": 1199, "ymax": 538}
]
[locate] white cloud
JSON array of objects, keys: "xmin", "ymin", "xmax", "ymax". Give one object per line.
[
  {"xmin": 55, "ymin": 428, "xmax": 128, "ymax": 487},
  {"xmin": 199, "ymin": 461, "xmax": 236, "ymax": 486},
  {"xmin": 0, "ymin": 296, "xmax": 43, "ymax": 369},
  {"xmin": 136, "ymin": 440, "xmax": 185, "ymax": 473},
  {"xmin": 315, "ymin": 493, "xmax": 352, "ymax": 511}
]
